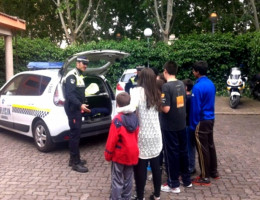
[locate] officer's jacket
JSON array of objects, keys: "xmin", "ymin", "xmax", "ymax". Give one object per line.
[
  {"xmin": 64, "ymin": 68, "xmax": 86, "ymax": 112},
  {"xmin": 125, "ymin": 75, "xmax": 138, "ymax": 94}
]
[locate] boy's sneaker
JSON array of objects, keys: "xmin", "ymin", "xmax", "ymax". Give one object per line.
[
  {"xmin": 161, "ymin": 183, "xmax": 180, "ymax": 193},
  {"xmin": 131, "ymin": 193, "xmax": 137, "ymax": 199},
  {"xmin": 149, "ymin": 194, "xmax": 160, "ymax": 200},
  {"xmin": 192, "ymin": 177, "xmax": 211, "ymax": 186},
  {"xmin": 184, "ymin": 183, "xmax": 193, "ymax": 188},
  {"xmin": 211, "ymin": 174, "xmax": 220, "ymax": 180},
  {"xmin": 147, "ymin": 174, "xmax": 153, "ymax": 181},
  {"xmin": 192, "ymin": 175, "xmax": 201, "ymax": 181},
  {"xmin": 131, "ymin": 193, "xmax": 145, "ymax": 200},
  {"xmin": 180, "ymin": 180, "xmax": 193, "ymax": 188}
]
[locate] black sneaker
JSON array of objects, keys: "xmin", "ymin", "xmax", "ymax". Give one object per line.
[
  {"xmin": 192, "ymin": 177, "xmax": 211, "ymax": 186},
  {"xmin": 149, "ymin": 194, "xmax": 160, "ymax": 200},
  {"xmin": 210, "ymin": 173, "xmax": 220, "ymax": 180},
  {"xmin": 72, "ymin": 164, "xmax": 88, "ymax": 173},
  {"xmin": 69, "ymin": 159, "xmax": 87, "ymax": 167},
  {"xmin": 211, "ymin": 175, "xmax": 220, "ymax": 180}
]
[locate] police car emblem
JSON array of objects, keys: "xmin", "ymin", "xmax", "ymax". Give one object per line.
[{"xmin": 70, "ymin": 79, "xmax": 75, "ymax": 84}]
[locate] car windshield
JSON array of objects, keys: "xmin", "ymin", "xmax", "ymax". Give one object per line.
[
  {"xmin": 121, "ymin": 73, "xmax": 136, "ymax": 82},
  {"xmin": 230, "ymin": 74, "xmax": 241, "ymax": 79}
]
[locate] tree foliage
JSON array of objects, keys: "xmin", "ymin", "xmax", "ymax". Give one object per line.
[
  {"xmin": 0, "ymin": 0, "xmax": 63, "ymax": 43},
  {"xmin": 1, "ymin": 32, "xmax": 259, "ymax": 92},
  {"xmin": 1, "ymin": 0, "xmax": 259, "ymax": 43}
]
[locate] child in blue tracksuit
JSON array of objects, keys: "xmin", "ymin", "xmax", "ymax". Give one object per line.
[{"xmin": 183, "ymin": 79, "xmax": 196, "ymax": 175}]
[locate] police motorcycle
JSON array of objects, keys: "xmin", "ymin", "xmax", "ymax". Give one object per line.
[
  {"xmin": 249, "ymin": 73, "xmax": 260, "ymax": 100},
  {"xmin": 226, "ymin": 67, "xmax": 247, "ymax": 108}
]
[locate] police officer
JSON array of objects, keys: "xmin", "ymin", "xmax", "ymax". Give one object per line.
[
  {"xmin": 125, "ymin": 65, "xmax": 144, "ymax": 94},
  {"xmin": 64, "ymin": 56, "xmax": 90, "ymax": 173}
]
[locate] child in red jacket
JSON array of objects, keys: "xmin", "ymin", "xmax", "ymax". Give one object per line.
[{"xmin": 104, "ymin": 92, "xmax": 139, "ymax": 200}]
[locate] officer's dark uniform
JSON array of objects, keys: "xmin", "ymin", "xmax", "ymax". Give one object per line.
[
  {"xmin": 125, "ymin": 66, "xmax": 144, "ymax": 94},
  {"xmin": 125, "ymin": 75, "xmax": 138, "ymax": 94},
  {"xmin": 64, "ymin": 62, "xmax": 88, "ymax": 173}
]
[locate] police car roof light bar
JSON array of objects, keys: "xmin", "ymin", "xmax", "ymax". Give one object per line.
[{"xmin": 27, "ymin": 62, "xmax": 64, "ymax": 70}]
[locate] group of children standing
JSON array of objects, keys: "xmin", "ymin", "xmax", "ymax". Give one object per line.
[{"xmin": 104, "ymin": 60, "xmax": 219, "ymax": 200}]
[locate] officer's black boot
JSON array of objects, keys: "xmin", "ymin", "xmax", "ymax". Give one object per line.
[
  {"xmin": 70, "ymin": 156, "xmax": 88, "ymax": 173},
  {"xmin": 72, "ymin": 163, "xmax": 88, "ymax": 173},
  {"xmin": 68, "ymin": 158, "xmax": 87, "ymax": 167}
]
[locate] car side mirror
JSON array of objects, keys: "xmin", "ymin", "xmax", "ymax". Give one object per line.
[
  {"xmin": 242, "ymin": 77, "xmax": 248, "ymax": 82},
  {"xmin": 224, "ymin": 74, "xmax": 228, "ymax": 79}
]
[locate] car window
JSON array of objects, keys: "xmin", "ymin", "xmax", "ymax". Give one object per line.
[
  {"xmin": 1, "ymin": 74, "xmax": 51, "ymax": 96},
  {"xmin": 121, "ymin": 73, "xmax": 136, "ymax": 82},
  {"xmin": 1, "ymin": 75, "xmax": 24, "ymax": 95},
  {"xmin": 84, "ymin": 76, "xmax": 107, "ymax": 96}
]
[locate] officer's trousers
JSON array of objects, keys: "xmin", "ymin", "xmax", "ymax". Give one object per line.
[{"xmin": 66, "ymin": 110, "xmax": 82, "ymax": 164}]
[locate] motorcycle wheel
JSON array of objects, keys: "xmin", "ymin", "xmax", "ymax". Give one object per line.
[
  {"xmin": 253, "ymin": 91, "xmax": 260, "ymax": 101},
  {"xmin": 229, "ymin": 95, "xmax": 240, "ymax": 109}
]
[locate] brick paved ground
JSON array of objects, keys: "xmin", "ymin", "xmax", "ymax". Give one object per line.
[{"xmin": 0, "ymin": 97, "xmax": 260, "ymax": 200}]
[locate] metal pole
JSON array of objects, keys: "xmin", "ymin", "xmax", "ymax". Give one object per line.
[
  {"xmin": 147, "ymin": 37, "xmax": 150, "ymax": 68},
  {"xmin": 212, "ymin": 22, "xmax": 215, "ymax": 34}
]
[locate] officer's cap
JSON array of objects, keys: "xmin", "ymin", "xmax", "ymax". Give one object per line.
[
  {"xmin": 136, "ymin": 65, "xmax": 145, "ymax": 71},
  {"xmin": 77, "ymin": 56, "xmax": 89, "ymax": 65}
]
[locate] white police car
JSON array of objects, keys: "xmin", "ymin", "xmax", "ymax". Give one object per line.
[
  {"xmin": 0, "ymin": 50, "xmax": 129, "ymax": 152},
  {"xmin": 115, "ymin": 68, "xmax": 137, "ymax": 96}
]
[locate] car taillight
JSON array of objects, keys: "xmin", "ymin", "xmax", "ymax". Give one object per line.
[
  {"xmin": 54, "ymin": 84, "xmax": 65, "ymax": 106},
  {"xmin": 116, "ymin": 83, "xmax": 124, "ymax": 91}
]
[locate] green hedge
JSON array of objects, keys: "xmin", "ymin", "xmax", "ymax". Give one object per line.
[{"xmin": 0, "ymin": 32, "xmax": 260, "ymax": 95}]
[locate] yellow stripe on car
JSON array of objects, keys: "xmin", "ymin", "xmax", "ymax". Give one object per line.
[
  {"xmin": 12, "ymin": 104, "xmax": 51, "ymax": 112},
  {"xmin": 12, "ymin": 104, "xmax": 50, "ymax": 118}
]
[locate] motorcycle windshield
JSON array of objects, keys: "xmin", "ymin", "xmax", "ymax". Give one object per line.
[{"xmin": 230, "ymin": 75, "xmax": 240, "ymax": 79}]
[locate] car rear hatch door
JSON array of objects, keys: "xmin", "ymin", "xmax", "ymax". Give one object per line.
[{"xmin": 60, "ymin": 50, "xmax": 129, "ymax": 77}]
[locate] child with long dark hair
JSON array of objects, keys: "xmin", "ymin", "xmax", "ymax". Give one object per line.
[{"xmin": 117, "ymin": 68, "xmax": 162, "ymax": 200}]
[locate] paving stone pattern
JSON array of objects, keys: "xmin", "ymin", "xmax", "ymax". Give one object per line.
[{"xmin": 0, "ymin": 97, "xmax": 260, "ymax": 200}]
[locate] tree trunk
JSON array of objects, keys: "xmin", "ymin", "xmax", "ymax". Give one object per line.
[
  {"xmin": 154, "ymin": 0, "xmax": 173, "ymax": 43},
  {"xmin": 249, "ymin": 0, "xmax": 260, "ymax": 31}
]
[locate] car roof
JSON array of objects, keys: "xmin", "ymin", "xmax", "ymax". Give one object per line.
[
  {"xmin": 17, "ymin": 69, "xmax": 60, "ymax": 78},
  {"xmin": 123, "ymin": 69, "xmax": 136, "ymax": 74}
]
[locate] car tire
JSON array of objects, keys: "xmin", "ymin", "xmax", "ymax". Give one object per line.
[{"xmin": 33, "ymin": 120, "xmax": 55, "ymax": 152}]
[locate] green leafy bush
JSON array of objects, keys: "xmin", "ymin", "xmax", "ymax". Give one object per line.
[{"xmin": 0, "ymin": 32, "xmax": 260, "ymax": 97}]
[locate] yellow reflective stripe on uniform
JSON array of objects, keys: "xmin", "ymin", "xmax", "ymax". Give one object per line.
[
  {"xmin": 65, "ymin": 69, "xmax": 85, "ymax": 87},
  {"xmin": 130, "ymin": 77, "xmax": 135, "ymax": 84},
  {"xmin": 77, "ymin": 74, "xmax": 85, "ymax": 87}
]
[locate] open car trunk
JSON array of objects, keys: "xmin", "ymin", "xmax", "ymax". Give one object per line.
[{"xmin": 82, "ymin": 75, "xmax": 113, "ymax": 123}]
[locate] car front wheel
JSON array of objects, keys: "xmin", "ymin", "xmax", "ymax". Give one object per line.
[{"xmin": 33, "ymin": 120, "xmax": 55, "ymax": 152}]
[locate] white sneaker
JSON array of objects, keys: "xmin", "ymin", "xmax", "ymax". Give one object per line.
[
  {"xmin": 171, "ymin": 187, "xmax": 181, "ymax": 193},
  {"xmin": 161, "ymin": 183, "xmax": 172, "ymax": 192},
  {"xmin": 180, "ymin": 180, "xmax": 193, "ymax": 188},
  {"xmin": 185, "ymin": 183, "xmax": 193, "ymax": 188},
  {"xmin": 161, "ymin": 183, "xmax": 180, "ymax": 193},
  {"xmin": 147, "ymin": 174, "xmax": 153, "ymax": 181}
]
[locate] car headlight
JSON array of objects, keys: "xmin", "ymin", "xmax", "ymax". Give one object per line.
[{"xmin": 231, "ymin": 80, "xmax": 238, "ymax": 85}]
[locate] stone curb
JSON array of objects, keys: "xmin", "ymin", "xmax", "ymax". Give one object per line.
[{"xmin": 215, "ymin": 112, "xmax": 260, "ymax": 115}]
